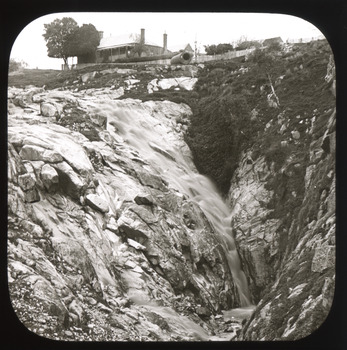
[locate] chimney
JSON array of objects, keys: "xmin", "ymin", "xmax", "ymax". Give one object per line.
[
  {"xmin": 98, "ymin": 31, "xmax": 104, "ymax": 40},
  {"xmin": 163, "ymin": 33, "xmax": 168, "ymax": 53},
  {"xmin": 140, "ymin": 28, "xmax": 145, "ymax": 45}
]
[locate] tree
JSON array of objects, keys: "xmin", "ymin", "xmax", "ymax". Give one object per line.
[
  {"xmin": 9, "ymin": 58, "xmax": 28, "ymax": 72},
  {"xmin": 43, "ymin": 17, "xmax": 78, "ymax": 68},
  {"xmin": 204, "ymin": 43, "xmax": 233, "ymax": 55},
  {"xmin": 248, "ymin": 48, "xmax": 281, "ymax": 106},
  {"xmin": 64, "ymin": 24, "xmax": 100, "ymax": 63},
  {"xmin": 236, "ymin": 40, "xmax": 261, "ymax": 51},
  {"xmin": 130, "ymin": 33, "xmax": 149, "ymax": 57}
]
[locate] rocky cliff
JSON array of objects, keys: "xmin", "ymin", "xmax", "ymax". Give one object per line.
[
  {"xmin": 7, "ymin": 38, "xmax": 336, "ymax": 342},
  {"xmin": 229, "ymin": 108, "xmax": 335, "ymax": 340},
  {"xmin": 7, "ymin": 69, "xmax": 246, "ymax": 341},
  {"xmin": 226, "ymin": 45, "xmax": 336, "ymax": 340}
]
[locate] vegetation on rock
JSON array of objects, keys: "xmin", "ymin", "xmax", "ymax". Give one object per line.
[
  {"xmin": 7, "ymin": 37, "xmax": 335, "ymax": 341},
  {"xmin": 204, "ymin": 43, "xmax": 234, "ymax": 55},
  {"xmin": 185, "ymin": 39, "xmax": 334, "ymax": 195}
]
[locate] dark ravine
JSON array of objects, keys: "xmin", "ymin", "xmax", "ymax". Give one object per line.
[{"xmin": 7, "ymin": 39, "xmax": 335, "ymax": 341}]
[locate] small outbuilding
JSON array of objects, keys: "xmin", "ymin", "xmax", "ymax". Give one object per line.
[{"xmin": 262, "ymin": 37, "xmax": 283, "ymax": 47}]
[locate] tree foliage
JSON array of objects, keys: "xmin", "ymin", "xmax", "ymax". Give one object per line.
[
  {"xmin": 129, "ymin": 33, "xmax": 149, "ymax": 57},
  {"xmin": 236, "ymin": 40, "xmax": 261, "ymax": 51},
  {"xmin": 43, "ymin": 17, "xmax": 79, "ymax": 66},
  {"xmin": 64, "ymin": 24, "xmax": 100, "ymax": 60},
  {"xmin": 204, "ymin": 43, "xmax": 233, "ymax": 55},
  {"xmin": 9, "ymin": 59, "xmax": 28, "ymax": 72}
]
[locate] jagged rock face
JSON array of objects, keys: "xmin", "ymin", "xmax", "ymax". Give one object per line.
[
  {"xmin": 228, "ymin": 155, "xmax": 279, "ymax": 302},
  {"xmin": 8, "ymin": 87, "xmax": 240, "ymax": 341},
  {"xmin": 228, "ymin": 108, "xmax": 335, "ymax": 340},
  {"xmin": 220, "ymin": 46, "xmax": 337, "ymax": 340}
]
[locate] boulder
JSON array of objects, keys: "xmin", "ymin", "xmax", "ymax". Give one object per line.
[
  {"xmin": 157, "ymin": 78, "xmax": 178, "ymax": 90},
  {"xmin": 125, "ymin": 79, "xmax": 140, "ymax": 88},
  {"xmin": 118, "ymin": 214, "xmax": 150, "ymax": 242},
  {"xmin": 81, "ymin": 71, "xmax": 97, "ymax": 83},
  {"xmin": 181, "ymin": 65, "xmax": 199, "ymax": 77},
  {"xmin": 291, "ymin": 130, "xmax": 300, "ymax": 139},
  {"xmin": 68, "ymin": 299, "xmax": 84, "ymax": 326},
  {"xmin": 135, "ymin": 169, "xmax": 167, "ymax": 191},
  {"xmin": 127, "ymin": 238, "xmax": 146, "ymax": 251},
  {"xmin": 116, "ymin": 68, "xmax": 137, "ymax": 75},
  {"xmin": 30, "ymin": 276, "xmax": 68, "ymax": 322},
  {"xmin": 311, "ymin": 244, "xmax": 335, "ymax": 273},
  {"xmin": 196, "ymin": 306, "xmax": 211, "ymax": 317},
  {"xmin": 89, "ymin": 113, "xmax": 107, "ymax": 128},
  {"xmin": 42, "ymin": 149, "xmax": 64, "ymax": 163},
  {"xmin": 134, "ymin": 193, "xmax": 153, "ymax": 205},
  {"xmin": 85, "ymin": 194, "xmax": 109, "ymax": 213},
  {"xmin": 40, "ymin": 164, "xmax": 59, "ymax": 193},
  {"xmin": 18, "ymin": 173, "xmax": 36, "ymax": 191},
  {"xmin": 147, "ymin": 79, "xmax": 159, "ymax": 94},
  {"xmin": 40, "ymin": 102, "xmax": 58, "ymax": 118},
  {"xmin": 52, "ymin": 161, "xmax": 85, "ymax": 199},
  {"xmin": 24, "ymin": 188, "xmax": 40, "ymax": 203},
  {"xmin": 19, "ymin": 144, "xmax": 44, "ymax": 161},
  {"xmin": 177, "ymin": 77, "xmax": 198, "ymax": 90},
  {"xmin": 19, "ymin": 144, "xmax": 63, "ymax": 163},
  {"xmin": 99, "ymin": 68, "xmax": 118, "ymax": 75}
]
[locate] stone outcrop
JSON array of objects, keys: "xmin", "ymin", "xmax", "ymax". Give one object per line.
[
  {"xmin": 228, "ymin": 154, "xmax": 279, "ymax": 302},
  {"xmin": 147, "ymin": 77, "xmax": 198, "ymax": 93},
  {"xmin": 228, "ymin": 104, "xmax": 336, "ymax": 339},
  {"xmin": 8, "ymin": 86, "xmax": 241, "ymax": 341},
  {"xmin": 7, "ymin": 41, "xmax": 336, "ymax": 342}
]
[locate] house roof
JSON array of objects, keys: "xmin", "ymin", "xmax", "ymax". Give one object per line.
[
  {"xmin": 168, "ymin": 43, "xmax": 193, "ymax": 53},
  {"xmin": 262, "ymin": 37, "xmax": 283, "ymax": 45},
  {"xmin": 97, "ymin": 33, "xmax": 161, "ymax": 50}
]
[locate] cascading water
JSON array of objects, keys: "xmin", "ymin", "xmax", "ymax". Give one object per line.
[{"xmin": 91, "ymin": 100, "xmax": 252, "ymax": 308}]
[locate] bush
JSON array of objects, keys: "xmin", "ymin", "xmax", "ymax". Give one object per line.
[
  {"xmin": 236, "ymin": 40, "xmax": 261, "ymax": 51},
  {"xmin": 186, "ymin": 91, "xmax": 252, "ymax": 193},
  {"xmin": 204, "ymin": 43, "xmax": 234, "ymax": 55},
  {"xmin": 9, "ymin": 59, "xmax": 27, "ymax": 72}
]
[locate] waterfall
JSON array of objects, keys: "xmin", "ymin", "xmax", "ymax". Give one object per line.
[
  {"xmin": 92, "ymin": 100, "xmax": 252, "ymax": 307},
  {"xmin": 176, "ymin": 173, "xmax": 252, "ymax": 307}
]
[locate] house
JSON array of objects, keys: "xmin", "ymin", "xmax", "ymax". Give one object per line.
[
  {"xmin": 95, "ymin": 29, "xmax": 171, "ymax": 63},
  {"xmin": 262, "ymin": 37, "xmax": 283, "ymax": 47}
]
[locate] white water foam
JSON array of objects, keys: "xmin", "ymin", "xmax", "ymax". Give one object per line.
[{"xmin": 92, "ymin": 100, "xmax": 252, "ymax": 307}]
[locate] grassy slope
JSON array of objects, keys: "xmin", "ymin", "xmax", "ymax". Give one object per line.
[{"xmin": 185, "ymin": 40, "xmax": 334, "ymax": 194}]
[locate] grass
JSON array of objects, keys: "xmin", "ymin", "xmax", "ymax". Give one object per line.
[{"xmin": 8, "ymin": 69, "xmax": 64, "ymax": 88}]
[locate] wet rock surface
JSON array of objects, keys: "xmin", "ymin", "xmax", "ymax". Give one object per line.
[
  {"xmin": 8, "ymin": 84, "xmax": 242, "ymax": 341},
  {"xmin": 8, "ymin": 42, "xmax": 336, "ymax": 342},
  {"xmin": 228, "ymin": 96, "xmax": 336, "ymax": 340}
]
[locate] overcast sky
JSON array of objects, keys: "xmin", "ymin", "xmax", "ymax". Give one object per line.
[{"xmin": 10, "ymin": 12, "xmax": 324, "ymax": 70}]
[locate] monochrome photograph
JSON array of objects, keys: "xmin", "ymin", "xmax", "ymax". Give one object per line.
[{"xmin": 7, "ymin": 11, "xmax": 336, "ymax": 343}]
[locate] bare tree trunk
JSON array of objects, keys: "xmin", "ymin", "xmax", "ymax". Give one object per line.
[
  {"xmin": 63, "ymin": 57, "xmax": 70, "ymax": 70},
  {"xmin": 267, "ymin": 73, "xmax": 280, "ymax": 106}
]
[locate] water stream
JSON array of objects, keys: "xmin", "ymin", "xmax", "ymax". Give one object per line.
[{"xmin": 92, "ymin": 100, "xmax": 252, "ymax": 307}]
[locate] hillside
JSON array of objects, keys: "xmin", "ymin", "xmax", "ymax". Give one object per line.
[
  {"xmin": 186, "ymin": 39, "xmax": 336, "ymax": 340},
  {"xmin": 7, "ymin": 39, "xmax": 335, "ymax": 342}
]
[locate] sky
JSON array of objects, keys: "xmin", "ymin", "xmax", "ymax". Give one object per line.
[{"xmin": 10, "ymin": 12, "xmax": 324, "ymax": 70}]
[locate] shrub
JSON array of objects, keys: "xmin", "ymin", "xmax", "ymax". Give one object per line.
[
  {"xmin": 9, "ymin": 59, "xmax": 27, "ymax": 72},
  {"xmin": 186, "ymin": 91, "xmax": 252, "ymax": 193}
]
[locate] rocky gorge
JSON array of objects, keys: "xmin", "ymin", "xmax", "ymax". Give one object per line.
[{"xmin": 7, "ymin": 39, "xmax": 336, "ymax": 342}]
